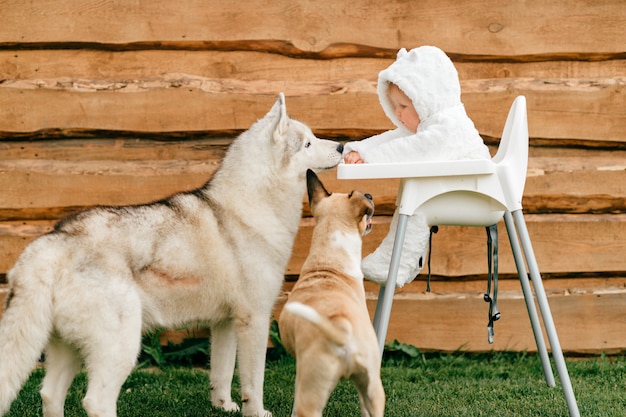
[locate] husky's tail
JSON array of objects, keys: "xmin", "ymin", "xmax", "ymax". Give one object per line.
[
  {"xmin": 0, "ymin": 260, "xmax": 55, "ymax": 414},
  {"xmin": 284, "ymin": 302, "xmax": 350, "ymax": 346}
]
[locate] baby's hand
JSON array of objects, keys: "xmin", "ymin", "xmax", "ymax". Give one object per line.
[{"xmin": 344, "ymin": 151, "xmax": 364, "ymax": 164}]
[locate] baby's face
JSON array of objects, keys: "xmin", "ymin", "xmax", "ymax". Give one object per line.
[{"xmin": 388, "ymin": 85, "xmax": 420, "ymax": 133}]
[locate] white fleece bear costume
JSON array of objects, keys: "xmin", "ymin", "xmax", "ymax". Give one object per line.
[{"xmin": 343, "ymin": 46, "xmax": 491, "ymax": 287}]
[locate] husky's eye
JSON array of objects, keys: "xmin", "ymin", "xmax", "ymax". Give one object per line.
[{"xmin": 304, "ymin": 141, "xmax": 311, "ymax": 148}]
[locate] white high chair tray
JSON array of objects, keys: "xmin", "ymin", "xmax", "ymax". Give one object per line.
[{"xmin": 336, "ymin": 159, "xmax": 495, "ymax": 180}]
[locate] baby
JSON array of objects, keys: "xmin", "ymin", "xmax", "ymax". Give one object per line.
[{"xmin": 343, "ymin": 46, "xmax": 491, "ymax": 287}]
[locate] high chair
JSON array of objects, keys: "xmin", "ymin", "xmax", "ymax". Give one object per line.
[{"xmin": 337, "ymin": 96, "xmax": 579, "ymax": 416}]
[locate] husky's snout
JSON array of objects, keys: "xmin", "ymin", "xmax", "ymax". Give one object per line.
[{"xmin": 336, "ymin": 143, "xmax": 344, "ymax": 154}]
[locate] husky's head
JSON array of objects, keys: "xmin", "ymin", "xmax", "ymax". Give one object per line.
[{"xmin": 265, "ymin": 93, "xmax": 343, "ymax": 177}]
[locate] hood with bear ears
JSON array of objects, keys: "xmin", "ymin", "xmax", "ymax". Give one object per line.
[{"xmin": 377, "ymin": 46, "xmax": 462, "ymax": 129}]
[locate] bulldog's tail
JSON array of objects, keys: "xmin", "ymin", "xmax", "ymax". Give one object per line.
[
  {"xmin": 284, "ymin": 302, "xmax": 350, "ymax": 347},
  {"xmin": 0, "ymin": 261, "xmax": 54, "ymax": 415}
]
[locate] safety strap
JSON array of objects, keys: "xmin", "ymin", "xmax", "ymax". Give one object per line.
[
  {"xmin": 426, "ymin": 225, "xmax": 501, "ymax": 343},
  {"xmin": 426, "ymin": 226, "xmax": 439, "ymax": 292},
  {"xmin": 484, "ymin": 224, "xmax": 501, "ymax": 344}
]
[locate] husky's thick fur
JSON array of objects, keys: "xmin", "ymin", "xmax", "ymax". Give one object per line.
[
  {"xmin": 0, "ymin": 94, "xmax": 343, "ymax": 417},
  {"xmin": 279, "ymin": 170, "xmax": 384, "ymax": 417}
]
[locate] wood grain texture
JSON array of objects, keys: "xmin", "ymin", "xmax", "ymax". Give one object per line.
[
  {"xmin": 357, "ymin": 289, "xmax": 626, "ymax": 353},
  {"xmin": 1, "ymin": 214, "xmax": 624, "ymax": 276},
  {"xmin": 0, "ymin": 0, "xmax": 624, "ymax": 353},
  {"xmin": 1, "ymin": 147, "xmax": 623, "ymax": 214},
  {"xmin": 1, "ymin": 79, "xmax": 624, "ymax": 141},
  {"xmin": 1, "ymin": 0, "xmax": 624, "ymax": 55},
  {"xmin": 1, "ymin": 280, "xmax": 625, "ymax": 353},
  {"xmin": 2, "ymin": 50, "xmax": 625, "ymax": 82}
]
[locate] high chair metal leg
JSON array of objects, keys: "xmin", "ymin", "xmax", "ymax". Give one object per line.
[
  {"xmin": 373, "ymin": 213, "xmax": 409, "ymax": 358},
  {"xmin": 503, "ymin": 211, "xmax": 555, "ymax": 387},
  {"xmin": 372, "ymin": 285, "xmax": 385, "ymax": 333},
  {"xmin": 371, "ymin": 209, "xmax": 579, "ymax": 416},
  {"xmin": 512, "ymin": 210, "xmax": 580, "ymax": 417}
]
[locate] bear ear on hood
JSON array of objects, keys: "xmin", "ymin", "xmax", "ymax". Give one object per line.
[
  {"xmin": 377, "ymin": 46, "xmax": 463, "ymax": 128},
  {"xmin": 406, "ymin": 48, "xmax": 421, "ymax": 61}
]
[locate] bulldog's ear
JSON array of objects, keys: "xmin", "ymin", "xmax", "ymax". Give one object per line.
[
  {"xmin": 357, "ymin": 193, "xmax": 374, "ymax": 236},
  {"xmin": 306, "ymin": 169, "xmax": 331, "ymax": 208},
  {"xmin": 268, "ymin": 92, "xmax": 289, "ymax": 143}
]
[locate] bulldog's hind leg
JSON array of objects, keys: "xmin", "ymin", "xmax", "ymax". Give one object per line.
[
  {"xmin": 293, "ymin": 357, "xmax": 342, "ymax": 417},
  {"xmin": 353, "ymin": 369, "xmax": 385, "ymax": 417}
]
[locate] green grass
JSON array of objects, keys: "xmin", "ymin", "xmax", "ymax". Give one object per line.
[{"xmin": 6, "ymin": 351, "xmax": 626, "ymax": 416}]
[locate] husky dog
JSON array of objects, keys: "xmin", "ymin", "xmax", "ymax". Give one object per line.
[
  {"xmin": 0, "ymin": 94, "xmax": 343, "ymax": 417},
  {"xmin": 279, "ymin": 170, "xmax": 384, "ymax": 417}
]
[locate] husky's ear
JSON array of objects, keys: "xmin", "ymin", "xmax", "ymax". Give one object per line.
[
  {"xmin": 270, "ymin": 92, "xmax": 289, "ymax": 142},
  {"xmin": 306, "ymin": 169, "xmax": 331, "ymax": 208}
]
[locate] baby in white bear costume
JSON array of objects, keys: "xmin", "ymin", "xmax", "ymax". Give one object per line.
[{"xmin": 343, "ymin": 46, "xmax": 491, "ymax": 287}]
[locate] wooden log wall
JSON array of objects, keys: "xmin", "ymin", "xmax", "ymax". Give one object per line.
[{"xmin": 1, "ymin": 0, "xmax": 625, "ymax": 353}]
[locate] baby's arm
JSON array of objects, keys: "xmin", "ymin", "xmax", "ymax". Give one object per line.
[
  {"xmin": 363, "ymin": 116, "xmax": 488, "ymax": 163},
  {"xmin": 342, "ymin": 128, "xmax": 408, "ymax": 163}
]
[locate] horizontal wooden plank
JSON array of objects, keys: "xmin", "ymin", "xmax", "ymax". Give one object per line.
[
  {"xmin": 370, "ymin": 289, "xmax": 626, "ymax": 353},
  {"xmin": 1, "ymin": 146, "xmax": 624, "ymax": 213},
  {"xmin": 354, "ymin": 194, "xmax": 626, "ymax": 218},
  {"xmin": 131, "ymin": 278, "xmax": 626, "ymax": 352},
  {"xmin": 289, "ymin": 213, "xmax": 626, "ymax": 276},
  {"xmin": 1, "ymin": 139, "xmax": 622, "ymax": 168},
  {"xmin": 0, "ymin": 159, "xmax": 215, "ymax": 208},
  {"xmin": 1, "ymin": 78, "xmax": 624, "ymax": 142},
  {"xmin": 2, "ymin": 50, "xmax": 625, "ymax": 82},
  {"xmin": 281, "ymin": 276, "xmax": 626, "ymax": 353},
  {"xmin": 1, "ymin": 0, "xmax": 623, "ymax": 55},
  {"xmin": 466, "ymin": 79, "xmax": 625, "ymax": 141},
  {"xmin": 361, "ymin": 275, "xmax": 626, "ymax": 295},
  {"xmin": 2, "ymin": 191, "xmax": 624, "ymax": 223},
  {"xmin": 0, "ymin": 138, "xmax": 230, "ymax": 161},
  {"xmin": 2, "ymin": 277, "xmax": 625, "ymax": 353},
  {"xmin": 1, "ymin": 213, "xmax": 625, "ymax": 277}
]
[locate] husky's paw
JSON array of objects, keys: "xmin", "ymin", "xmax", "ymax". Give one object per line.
[
  {"xmin": 242, "ymin": 407, "xmax": 272, "ymax": 417},
  {"xmin": 212, "ymin": 398, "xmax": 240, "ymax": 413},
  {"xmin": 223, "ymin": 401, "xmax": 241, "ymax": 412}
]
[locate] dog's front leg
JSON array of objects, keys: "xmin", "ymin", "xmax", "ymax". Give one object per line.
[
  {"xmin": 210, "ymin": 321, "xmax": 240, "ymax": 412},
  {"xmin": 235, "ymin": 313, "xmax": 273, "ymax": 417}
]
